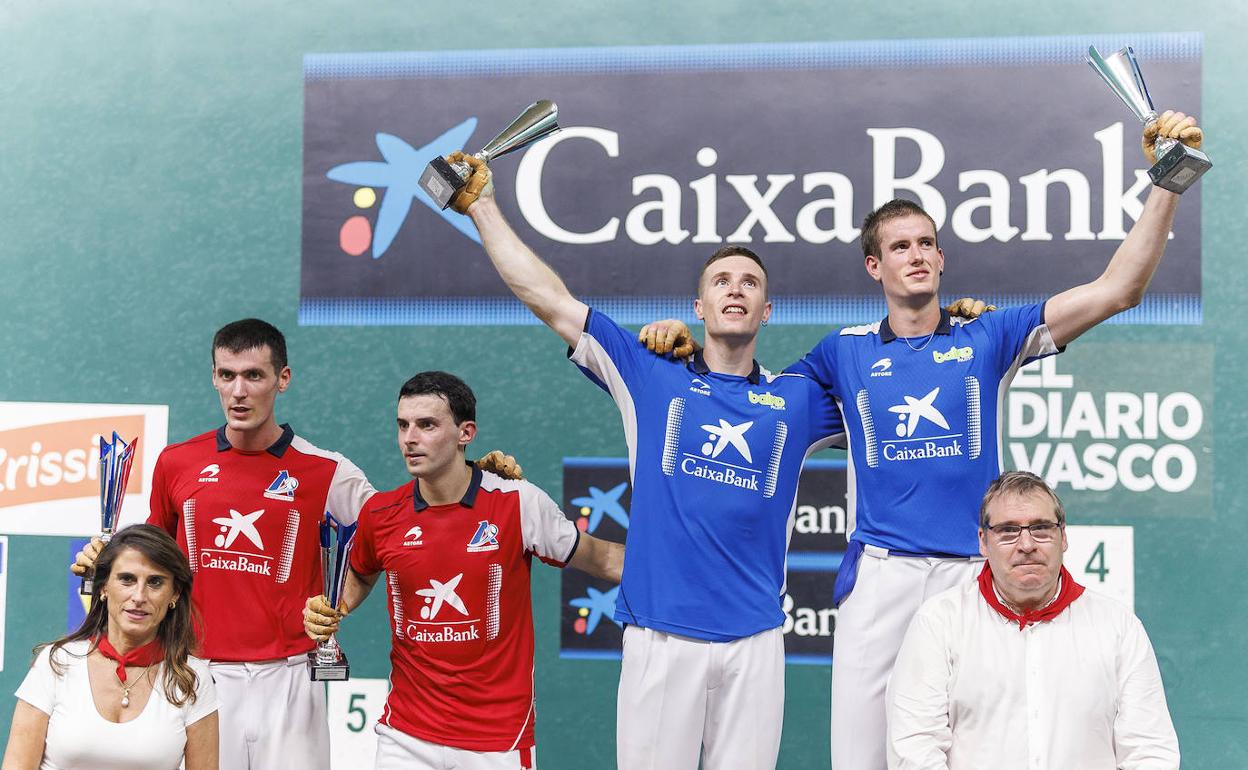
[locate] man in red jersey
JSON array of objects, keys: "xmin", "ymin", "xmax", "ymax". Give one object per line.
[
  {"xmin": 303, "ymin": 371, "xmax": 624, "ymax": 770},
  {"xmin": 72, "ymin": 320, "xmax": 518, "ymax": 770}
]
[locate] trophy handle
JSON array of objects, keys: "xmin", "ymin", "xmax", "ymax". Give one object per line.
[{"xmin": 78, "ymin": 531, "xmax": 114, "ymax": 597}]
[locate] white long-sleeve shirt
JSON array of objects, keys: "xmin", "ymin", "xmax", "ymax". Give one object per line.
[{"xmin": 886, "ymin": 580, "xmax": 1179, "ymax": 770}]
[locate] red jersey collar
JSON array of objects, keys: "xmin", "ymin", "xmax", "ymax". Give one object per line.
[
  {"xmin": 412, "ymin": 462, "xmax": 482, "ymax": 512},
  {"xmin": 215, "ymin": 423, "xmax": 295, "ymax": 457},
  {"xmin": 977, "ymin": 562, "xmax": 1085, "ymax": 631}
]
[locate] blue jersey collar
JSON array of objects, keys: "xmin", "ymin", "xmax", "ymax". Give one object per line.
[
  {"xmin": 690, "ymin": 349, "xmax": 762, "ymax": 385},
  {"xmin": 880, "ymin": 308, "xmax": 953, "ymax": 344}
]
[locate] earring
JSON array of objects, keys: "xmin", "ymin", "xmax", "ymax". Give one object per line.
[
  {"xmin": 169, "ymin": 601, "xmax": 176, "ymax": 610},
  {"xmin": 762, "ymin": 319, "xmax": 768, "ymax": 326}
]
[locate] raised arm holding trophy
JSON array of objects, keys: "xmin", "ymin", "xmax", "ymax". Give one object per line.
[
  {"xmin": 1087, "ymin": 45, "xmax": 1211, "ymax": 192},
  {"xmin": 418, "ymin": 99, "xmax": 559, "ymax": 211}
]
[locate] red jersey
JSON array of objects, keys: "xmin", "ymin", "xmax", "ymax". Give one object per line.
[
  {"xmin": 351, "ymin": 465, "xmax": 579, "ymax": 752},
  {"xmin": 147, "ymin": 425, "xmax": 373, "ymax": 661}
]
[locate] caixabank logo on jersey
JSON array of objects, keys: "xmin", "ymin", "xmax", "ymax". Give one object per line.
[
  {"xmin": 559, "ymin": 458, "xmax": 848, "ymax": 663},
  {"xmin": 1005, "ymin": 343, "xmax": 1212, "ymax": 516},
  {"xmin": 301, "ymin": 34, "xmax": 1202, "ymax": 327}
]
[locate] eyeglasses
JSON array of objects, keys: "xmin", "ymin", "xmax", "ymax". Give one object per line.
[{"xmin": 983, "ymin": 522, "xmax": 1062, "ymax": 544}]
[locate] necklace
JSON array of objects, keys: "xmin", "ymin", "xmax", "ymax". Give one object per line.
[
  {"xmin": 116, "ymin": 665, "xmax": 153, "ymax": 708},
  {"xmin": 902, "ymin": 330, "xmax": 936, "ymax": 352}
]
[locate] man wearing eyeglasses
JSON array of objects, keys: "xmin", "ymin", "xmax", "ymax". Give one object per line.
[{"xmin": 885, "ymin": 471, "xmax": 1180, "ymax": 769}]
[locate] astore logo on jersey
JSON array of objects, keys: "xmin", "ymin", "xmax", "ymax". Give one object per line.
[
  {"xmin": 870, "ymin": 358, "xmax": 893, "ymax": 377},
  {"xmin": 197, "ymin": 464, "xmax": 220, "ymax": 483},
  {"xmin": 403, "ymin": 525, "xmax": 423, "ymax": 547},
  {"xmin": 262, "ymin": 470, "xmax": 298, "ymax": 502},
  {"xmin": 466, "ymin": 520, "xmax": 499, "ymax": 552},
  {"xmin": 689, "ymin": 378, "xmax": 711, "ymax": 396}
]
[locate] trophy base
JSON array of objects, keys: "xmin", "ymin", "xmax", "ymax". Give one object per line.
[
  {"xmin": 419, "ymin": 156, "xmax": 468, "ymax": 210},
  {"xmin": 307, "ymin": 651, "xmax": 350, "ymax": 681},
  {"xmin": 1150, "ymin": 142, "xmax": 1211, "ymax": 194}
]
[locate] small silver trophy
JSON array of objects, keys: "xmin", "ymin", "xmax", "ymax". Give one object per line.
[
  {"xmin": 1086, "ymin": 46, "xmax": 1211, "ymax": 193},
  {"xmin": 80, "ymin": 432, "xmax": 138, "ymax": 595},
  {"xmin": 307, "ymin": 511, "xmax": 358, "ymax": 681},
  {"xmin": 418, "ymin": 99, "xmax": 560, "ymax": 209}
]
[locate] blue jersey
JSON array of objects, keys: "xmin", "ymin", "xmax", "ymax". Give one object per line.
[
  {"xmin": 571, "ymin": 309, "xmax": 845, "ymax": 642},
  {"xmin": 788, "ymin": 305, "xmax": 1058, "ymax": 562}
]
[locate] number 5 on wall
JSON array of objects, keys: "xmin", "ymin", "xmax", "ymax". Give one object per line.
[{"xmin": 327, "ymin": 678, "xmax": 391, "ymax": 768}]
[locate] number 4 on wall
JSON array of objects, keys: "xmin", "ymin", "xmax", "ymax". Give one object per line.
[
  {"xmin": 1085, "ymin": 541, "xmax": 1109, "ymax": 582},
  {"xmin": 1065, "ymin": 525, "xmax": 1134, "ymax": 610}
]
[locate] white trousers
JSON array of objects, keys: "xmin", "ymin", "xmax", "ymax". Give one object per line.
[
  {"xmin": 210, "ymin": 654, "xmax": 329, "ymax": 770},
  {"xmin": 374, "ymin": 723, "xmax": 535, "ymax": 770},
  {"xmin": 617, "ymin": 625, "xmax": 784, "ymax": 770},
  {"xmin": 830, "ymin": 548, "xmax": 982, "ymax": 770}
]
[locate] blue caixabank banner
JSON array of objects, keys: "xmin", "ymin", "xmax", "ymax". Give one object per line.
[{"xmin": 301, "ymin": 33, "xmax": 1202, "ymax": 326}]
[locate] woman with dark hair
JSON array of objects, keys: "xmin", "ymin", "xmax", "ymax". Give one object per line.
[{"xmin": 1, "ymin": 524, "xmax": 218, "ymax": 770}]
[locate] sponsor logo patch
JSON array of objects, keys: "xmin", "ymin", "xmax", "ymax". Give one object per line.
[
  {"xmin": 263, "ymin": 470, "xmax": 298, "ymax": 502},
  {"xmin": 747, "ymin": 391, "xmax": 786, "ymax": 410},
  {"xmin": 933, "ymin": 345, "xmax": 974, "ymax": 364},
  {"xmin": 466, "ymin": 520, "xmax": 499, "ymax": 552}
]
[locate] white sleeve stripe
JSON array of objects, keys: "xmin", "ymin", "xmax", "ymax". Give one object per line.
[
  {"xmin": 569, "ymin": 332, "xmax": 641, "ymax": 480},
  {"xmin": 288, "ymin": 435, "xmax": 377, "ymax": 526},
  {"xmin": 996, "ymin": 323, "xmax": 1060, "ymax": 470},
  {"xmin": 508, "ymin": 477, "xmax": 579, "ymax": 563}
]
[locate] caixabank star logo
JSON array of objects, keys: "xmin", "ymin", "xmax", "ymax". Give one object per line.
[
  {"xmin": 560, "ymin": 459, "xmax": 631, "ymax": 658},
  {"xmin": 324, "ymin": 120, "xmax": 483, "ymax": 259}
]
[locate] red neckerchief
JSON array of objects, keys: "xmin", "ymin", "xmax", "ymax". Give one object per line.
[
  {"xmin": 95, "ymin": 635, "xmax": 164, "ymax": 682},
  {"xmin": 977, "ymin": 562, "xmax": 1085, "ymax": 631}
]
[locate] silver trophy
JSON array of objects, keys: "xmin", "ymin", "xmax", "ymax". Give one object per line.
[
  {"xmin": 1086, "ymin": 46, "xmax": 1211, "ymax": 193},
  {"xmin": 80, "ymin": 432, "xmax": 138, "ymax": 595},
  {"xmin": 307, "ymin": 511, "xmax": 358, "ymax": 681},
  {"xmin": 418, "ymin": 99, "xmax": 560, "ymax": 209}
]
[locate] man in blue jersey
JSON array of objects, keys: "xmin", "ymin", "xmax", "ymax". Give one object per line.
[
  {"xmin": 443, "ymin": 151, "xmax": 844, "ymax": 769},
  {"xmin": 644, "ymin": 110, "xmax": 1205, "ymax": 770}
]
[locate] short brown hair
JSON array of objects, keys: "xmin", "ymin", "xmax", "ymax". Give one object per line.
[
  {"xmin": 697, "ymin": 246, "xmax": 769, "ymax": 297},
  {"xmin": 213, "ymin": 318, "xmax": 288, "ymax": 372},
  {"xmin": 860, "ymin": 198, "xmax": 939, "ymax": 260},
  {"xmin": 979, "ymin": 471, "xmax": 1066, "ymax": 528}
]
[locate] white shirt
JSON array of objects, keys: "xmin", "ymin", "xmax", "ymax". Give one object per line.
[
  {"xmin": 15, "ymin": 640, "xmax": 218, "ymax": 770},
  {"xmin": 887, "ymin": 581, "xmax": 1179, "ymax": 770}
]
